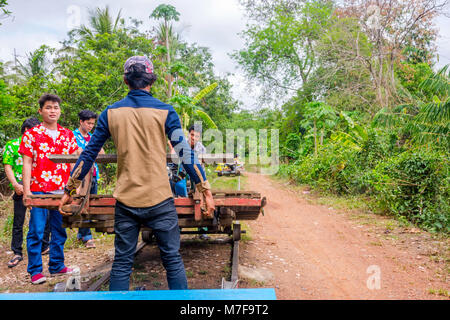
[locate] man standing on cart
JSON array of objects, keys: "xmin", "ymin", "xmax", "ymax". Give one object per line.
[
  {"xmin": 59, "ymin": 56, "xmax": 215, "ymax": 291},
  {"xmin": 187, "ymin": 124, "xmax": 209, "ymax": 240}
]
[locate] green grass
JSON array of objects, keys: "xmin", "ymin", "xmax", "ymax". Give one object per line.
[
  {"xmin": 240, "ymin": 222, "xmax": 252, "ymax": 242},
  {"xmin": 0, "ymin": 200, "xmax": 15, "ymax": 245},
  {"xmin": 186, "ymin": 270, "xmax": 194, "ymax": 278},
  {"xmin": 223, "ymin": 265, "xmax": 231, "ymax": 275},
  {"xmin": 0, "ymin": 196, "xmax": 115, "ymax": 250},
  {"xmin": 0, "ymin": 198, "xmax": 115, "ymax": 253},
  {"xmin": 428, "ymin": 288, "xmax": 449, "ymax": 298},
  {"xmin": 308, "ymin": 192, "xmax": 372, "ymax": 212},
  {"xmin": 64, "ymin": 228, "xmax": 114, "ymax": 250},
  {"xmin": 205, "ymin": 165, "xmax": 247, "ymax": 191},
  {"xmin": 131, "ymin": 272, "xmax": 150, "ymax": 282},
  {"xmin": 247, "ymin": 279, "xmax": 266, "ymax": 287}
]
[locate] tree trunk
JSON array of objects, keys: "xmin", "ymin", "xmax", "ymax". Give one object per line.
[
  {"xmin": 165, "ymin": 21, "xmax": 172, "ymax": 99},
  {"xmin": 313, "ymin": 119, "xmax": 318, "ymax": 157}
]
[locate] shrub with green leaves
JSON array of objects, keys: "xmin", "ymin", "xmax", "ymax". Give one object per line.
[
  {"xmin": 277, "ymin": 133, "xmax": 449, "ymax": 233},
  {"xmin": 367, "ymin": 150, "xmax": 449, "ymax": 233},
  {"xmin": 278, "ymin": 142, "xmax": 359, "ymax": 194}
]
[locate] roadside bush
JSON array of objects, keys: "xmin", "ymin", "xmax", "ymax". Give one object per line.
[
  {"xmin": 367, "ymin": 150, "xmax": 449, "ymax": 233},
  {"xmin": 277, "ymin": 137, "xmax": 449, "ymax": 233},
  {"xmin": 279, "ymin": 143, "xmax": 359, "ymax": 193}
]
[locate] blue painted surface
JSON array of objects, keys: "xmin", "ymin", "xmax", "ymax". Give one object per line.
[{"xmin": 0, "ymin": 288, "xmax": 276, "ymax": 300}]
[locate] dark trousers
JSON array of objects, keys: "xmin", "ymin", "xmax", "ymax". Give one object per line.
[
  {"xmin": 109, "ymin": 197, "xmax": 188, "ymax": 291},
  {"xmin": 11, "ymin": 193, "xmax": 50, "ymax": 256}
]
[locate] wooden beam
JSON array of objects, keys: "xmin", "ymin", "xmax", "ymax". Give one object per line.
[
  {"xmin": 48, "ymin": 153, "xmax": 235, "ymax": 164},
  {"xmin": 25, "ymin": 197, "xmax": 262, "ymax": 212}
]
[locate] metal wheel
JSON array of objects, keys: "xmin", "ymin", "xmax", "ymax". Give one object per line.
[{"xmin": 232, "ymin": 223, "xmax": 241, "ymax": 241}]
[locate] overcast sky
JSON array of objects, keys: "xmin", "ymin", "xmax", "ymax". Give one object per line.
[{"xmin": 1, "ymin": 0, "xmax": 449, "ymax": 109}]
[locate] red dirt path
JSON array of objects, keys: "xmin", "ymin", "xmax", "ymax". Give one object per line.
[{"xmin": 239, "ymin": 172, "xmax": 449, "ymax": 300}]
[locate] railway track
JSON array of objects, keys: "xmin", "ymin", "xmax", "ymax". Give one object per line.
[
  {"xmin": 85, "ymin": 241, "xmax": 148, "ymax": 291},
  {"xmin": 81, "ymin": 225, "xmax": 242, "ymax": 292}
]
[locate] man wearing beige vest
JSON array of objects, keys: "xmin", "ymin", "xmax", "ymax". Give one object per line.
[{"xmin": 59, "ymin": 56, "xmax": 215, "ymax": 291}]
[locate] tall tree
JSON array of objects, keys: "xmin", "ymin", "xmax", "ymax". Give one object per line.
[
  {"xmin": 337, "ymin": 0, "xmax": 450, "ymax": 109},
  {"xmin": 312, "ymin": 16, "xmax": 378, "ymax": 115},
  {"xmin": 232, "ymin": 0, "xmax": 334, "ymax": 103}
]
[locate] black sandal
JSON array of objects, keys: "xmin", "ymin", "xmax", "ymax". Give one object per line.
[{"xmin": 7, "ymin": 255, "xmax": 23, "ymax": 268}]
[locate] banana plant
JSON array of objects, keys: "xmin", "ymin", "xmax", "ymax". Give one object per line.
[
  {"xmin": 331, "ymin": 111, "xmax": 369, "ymax": 152},
  {"xmin": 373, "ymin": 64, "xmax": 449, "ymax": 147},
  {"xmin": 413, "ymin": 64, "xmax": 449, "ymax": 146},
  {"xmin": 169, "ymin": 82, "xmax": 218, "ymax": 131},
  {"xmin": 300, "ymin": 101, "xmax": 337, "ymax": 156}
]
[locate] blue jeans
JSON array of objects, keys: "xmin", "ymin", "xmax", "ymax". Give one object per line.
[
  {"xmin": 109, "ymin": 197, "xmax": 187, "ymax": 291},
  {"xmin": 27, "ymin": 192, "xmax": 67, "ymax": 276},
  {"xmin": 77, "ymin": 179, "xmax": 97, "ymax": 242}
]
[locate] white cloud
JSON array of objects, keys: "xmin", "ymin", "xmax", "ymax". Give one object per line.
[
  {"xmin": 1, "ymin": 0, "xmax": 449, "ymax": 110},
  {"xmin": 435, "ymin": 14, "xmax": 450, "ymax": 69}
]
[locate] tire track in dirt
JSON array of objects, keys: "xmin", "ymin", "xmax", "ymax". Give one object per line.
[{"xmin": 239, "ymin": 172, "xmax": 449, "ymax": 300}]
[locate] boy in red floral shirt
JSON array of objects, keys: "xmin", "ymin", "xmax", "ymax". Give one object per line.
[{"xmin": 20, "ymin": 93, "xmax": 80, "ymax": 284}]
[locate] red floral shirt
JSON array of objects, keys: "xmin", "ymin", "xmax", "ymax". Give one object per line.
[{"xmin": 19, "ymin": 123, "xmax": 79, "ymax": 192}]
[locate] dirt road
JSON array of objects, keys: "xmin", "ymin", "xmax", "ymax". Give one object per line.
[
  {"xmin": 0, "ymin": 172, "xmax": 447, "ymax": 298},
  {"xmin": 239, "ymin": 172, "xmax": 449, "ymax": 300}
]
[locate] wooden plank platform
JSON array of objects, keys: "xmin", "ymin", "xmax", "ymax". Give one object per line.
[
  {"xmin": 26, "ymin": 195, "xmax": 262, "ymax": 209},
  {"xmin": 25, "ymin": 191, "xmax": 265, "ymax": 233},
  {"xmin": 0, "ymin": 288, "xmax": 276, "ymax": 300},
  {"xmin": 25, "ymin": 193, "xmax": 264, "ymax": 220},
  {"xmin": 48, "ymin": 153, "xmax": 235, "ymax": 164}
]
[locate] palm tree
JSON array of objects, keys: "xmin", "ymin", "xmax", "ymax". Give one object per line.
[
  {"xmin": 14, "ymin": 45, "xmax": 52, "ymax": 81},
  {"xmin": 59, "ymin": 6, "xmax": 124, "ymax": 62},
  {"xmin": 153, "ymin": 21, "xmax": 183, "ymax": 98}
]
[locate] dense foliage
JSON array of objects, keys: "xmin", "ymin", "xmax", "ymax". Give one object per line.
[{"xmin": 232, "ymin": 0, "xmax": 449, "ymax": 233}]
